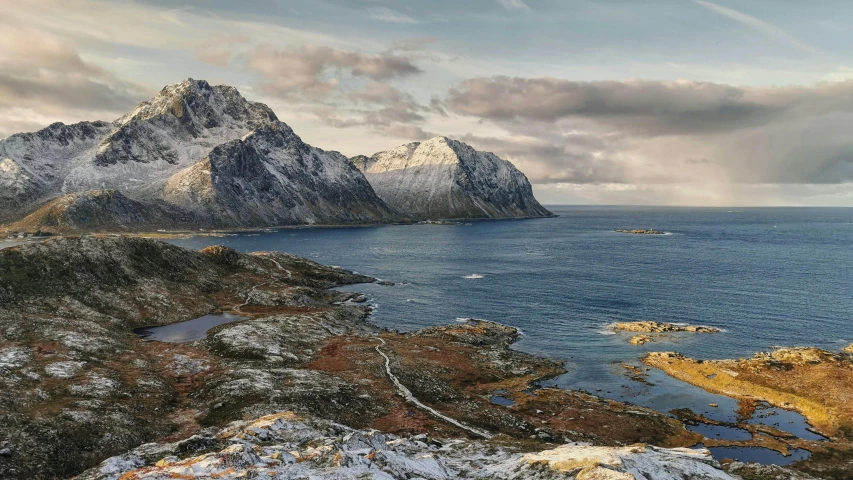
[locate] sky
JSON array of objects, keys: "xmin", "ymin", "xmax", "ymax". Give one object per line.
[{"xmin": 3, "ymin": 0, "xmax": 853, "ymax": 206}]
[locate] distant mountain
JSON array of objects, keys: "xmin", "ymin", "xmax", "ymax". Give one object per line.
[
  {"xmin": 0, "ymin": 79, "xmax": 396, "ymax": 230},
  {"xmin": 354, "ymin": 136, "xmax": 553, "ymax": 220},
  {"xmin": 1, "ymin": 80, "xmax": 550, "ymax": 232}
]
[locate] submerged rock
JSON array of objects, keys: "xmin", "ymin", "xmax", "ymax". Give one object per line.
[
  {"xmin": 629, "ymin": 335, "xmax": 653, "ymax": 346},
  {"xmin": 614, "ymin": 229, "xmax": 667, "ymax": 235}
]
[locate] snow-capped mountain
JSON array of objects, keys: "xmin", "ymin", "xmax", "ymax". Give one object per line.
[
  {"xmin": 0, "ymin": 121, "xmax": 113, "ymax": 221},
  {"xmin": 355, "ymin": 136, "xmax": 553, "ymax": 220},
  {"xmin": 1, "ymin": 80, "xmax": 550, "ymax": 231},
  {"xmin": 0, "ymin": 79, "xmax": 396, "ymax": 230},
  {"xmin": 163, "ymin": 122, "xmax": 396, "ymax": 226}
]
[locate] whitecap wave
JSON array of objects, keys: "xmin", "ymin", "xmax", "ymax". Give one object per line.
[{"xmin": 463, "ymin": 274, "xmax": 484, "ymax": 279}]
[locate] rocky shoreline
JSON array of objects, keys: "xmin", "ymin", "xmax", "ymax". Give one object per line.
[
  {"xmin": 643, "ymin": 347, "xmax": 853, "ymax": 478},
  {"xmin": 614, "ymin": 229, "xmax": 667, "ymax": 235},
  {"xmin": 0, "ymin": 237, "xmax": 834, "ymax": 479}
]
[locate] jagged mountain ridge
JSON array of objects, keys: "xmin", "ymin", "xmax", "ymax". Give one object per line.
[
  {"xmin": 355, "ymin": 136, "xmax": 553, "ymax": 220},
  {"xmin": 0, "ymin": 80, "xmax": 278, "ymax": 223},
  {"xmin": 0, "ymin": 79, "xmax": 396, "ymax": 229},
  {"xmin": 163, "ymin": 123, "xmax": 396, "ymax": 226}
]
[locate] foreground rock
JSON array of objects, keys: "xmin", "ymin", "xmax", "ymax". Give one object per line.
[
  {"xmin": 78, "ymin": 411, "xmax": 736, "ymax": 480},
  {"xmin": 644, "ymin": 347, "xmax": 853, "ymax": 478},
  {"xmin": 612, "ymin": 321, "xmax": 721, "ymax": 334},
  {"xmin": 354, "ymin": 136, "xmax": 553, "ymax": 220}
]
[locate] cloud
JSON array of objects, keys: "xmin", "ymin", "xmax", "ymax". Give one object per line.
[
  {"xmin": 444, "ymin": 75, "xmax": 853, "ymax": 186},
  {"xmin": 245, "ymin": 45, "xmax": 422, "ymax": 99},
  {"xmin": 0, "ymin": 25, "xmax": 145, "ymax": 137},
  {"xmin": 446, "ymin": 76, "xmax": 853, "ymax": 136},
  {"xmin": 315, "ymin": 81, "xmax": 441, "ymax": 138},
  {"xmin": 368, "ymin": 7, "xmax": 418, "ymax": 24},
  {"xmin": 691, "ymin": 0, "xmax": 816, "ymax": 54},
  {"xmin": 446, "ymin": 76, "xmax": 787, "ymax": 135},
  {"xmin": 497, "ymin": 0, "xmax": 530, "ymax": 12}
]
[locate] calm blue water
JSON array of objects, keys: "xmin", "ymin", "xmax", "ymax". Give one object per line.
[
  {"xmin": 167, "ymin": 206, "xmax": 853, "ymax": 440},
  {"xmin": 134, "ymin": 313, "xmax": 245, "ymax": 342}
]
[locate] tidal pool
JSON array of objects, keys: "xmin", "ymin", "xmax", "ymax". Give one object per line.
[
  {"xmin": 134, "ymin": 313, "xmax": 245, "ymax": 343},
  {"xmin": 708, "ymin": 446, "xmax": 810, "ymax": 466}
]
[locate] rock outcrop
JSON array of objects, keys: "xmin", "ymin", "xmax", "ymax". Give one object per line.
[
  {"xmin": 78, "ymin": 411, "xmax": 737, "ymax": 480},
  {"xmin": 355, "ymin": 136, "xmax": 553, "ymax": 220},
  {"xmin": 611, "ymin": 321, "xmax": 721, "ymax": 334}
]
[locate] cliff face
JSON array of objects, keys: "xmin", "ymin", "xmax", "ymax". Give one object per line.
[
  {"xmin": 357, "ymin": 136, "xmax": 553, "ymax": 220},
  {"xmin": 163, "ymin": 123, "xmax": 397, "ymax": 227}
]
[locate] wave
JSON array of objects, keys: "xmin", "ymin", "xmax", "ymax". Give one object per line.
[{"xmin": 463, "ymin": 274, "xmax": 484, "ymax": 279}]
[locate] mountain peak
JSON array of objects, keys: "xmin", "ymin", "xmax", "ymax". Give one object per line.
[
  {"xmin": 117, "ymin": 78, "xmax": 277, "ymax": 127},
  {"xmin": 361, "ymin": 137, "xmax": 552, "ymax": 220}
]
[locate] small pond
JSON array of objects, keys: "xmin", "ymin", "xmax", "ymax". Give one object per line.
[
  {"xmin": 134, "ymin": 313, "xmax": 245, "ymax": 343},
  {"xmin": 708, "ymin": 446, "xmax": 810, "ymax": 466}
]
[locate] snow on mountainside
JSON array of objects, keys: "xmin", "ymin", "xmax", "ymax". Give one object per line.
[
  {"xmin": 0, "ymin": 79, "xmax": 397, "ymax": 230},
  {"xmin": 65, "ymin": 79, "xmax": 278, "ymax": 193},
  {"xmin": 0, "ymin": 121, "xmax": 113, "ymax": 221},
  {"xmin": 163, "ymin": 122, "xmax": 397, "ymax": 226},
  {"xmin": 355, "ymin": 136, "xmax": 553, "ymax": 220},
  {"xmin": 0, "ymin": 79, "xmax": 276, "ymax": 222}
]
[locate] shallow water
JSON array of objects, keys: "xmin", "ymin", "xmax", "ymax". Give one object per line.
[
  {"xmin": 166, "ymin": 206, "xmax": 852, "ymax": 457},
  {"xmin": 686, "ymin": 423, "xmax": 753, "ymax": 441},
  {"xmin": 0, "ymin": 239, "xmax": 23, "ymax": 250},
  {"xmin": 708, "ymin": 446, "xmax": 810, "ymax": 466},
  {"xmin": 134, "ymin": 313, "xmax": 245, "ymax": 343},
  {"xmin": 746, "ymin": 403, "xmax": 828, "ymax": 441}
]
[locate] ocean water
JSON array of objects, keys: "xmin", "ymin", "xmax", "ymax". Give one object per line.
[{"xmin": 167, "ymin": 206, "xmax": 853, "ymax": 435}]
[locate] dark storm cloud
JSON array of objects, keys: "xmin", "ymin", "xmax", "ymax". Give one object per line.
[{"xmin": 444, "ymin": 76, "xmax": 853, "ymax": 185}]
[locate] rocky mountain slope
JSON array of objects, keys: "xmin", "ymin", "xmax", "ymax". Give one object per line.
[
  {"xmin": 0, "ymin": 79, "xmax": 396, "ymax": 230},
  {"xmin": 162, "ymin": 122, "xmax": 395, "ymax": 226},
  {"xmin": 6, "ymin": 190, "xmax": 198, "ymax": 232},
  {"xmin": 354, "ymin": 136, "xmax": 553, "ymax": 220}
]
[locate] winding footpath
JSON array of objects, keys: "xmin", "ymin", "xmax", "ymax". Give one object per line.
[{"xmin": 373, "ymin": 337, "xmax": 494, "ymax": 439}]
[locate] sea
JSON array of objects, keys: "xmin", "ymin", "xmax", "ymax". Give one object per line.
[{"xmin": 162, "ymin": 206, "xmax": 853, "ymax": 449}]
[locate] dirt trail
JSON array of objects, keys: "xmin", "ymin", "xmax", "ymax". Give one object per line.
[{"xmin": 373, "ymin": 337, "xmax": 493, "ymax": 439}]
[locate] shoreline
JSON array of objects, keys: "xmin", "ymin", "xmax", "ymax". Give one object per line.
[{"xmin": 1, "ymin": 213, "xmax": 559, "ymax": 238}]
